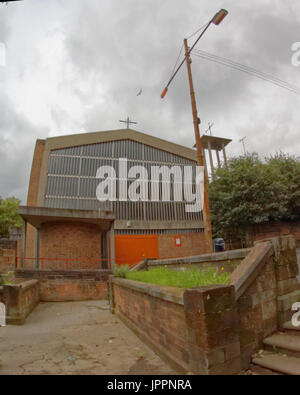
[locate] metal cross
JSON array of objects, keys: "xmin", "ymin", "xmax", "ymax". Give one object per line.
[{"xmin": 119, "ymin": 117, "xmax": 138, "ymax": 129}]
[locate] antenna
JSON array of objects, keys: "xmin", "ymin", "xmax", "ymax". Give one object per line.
[
  {"xmin": 239, "ymin": 136, "xmax": 247, "ymax": 155},
  {"xmin": 204, "ymin": 122, "xmax": 214, "ymax": 136}
]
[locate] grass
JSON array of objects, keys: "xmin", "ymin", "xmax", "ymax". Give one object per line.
[{"xmin": 125, "ymin": 267, "xmax": 230, "ymax": 289}]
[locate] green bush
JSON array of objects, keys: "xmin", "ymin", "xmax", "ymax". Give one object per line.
[
  {"xmin": 0, "ymin": 274, "xmax": 4, "ymax": 287},
  {"xmin": 114, "ymin": 264, "xmax": 130, "ymax": 278},
  {"xmin": 125, "ymin": 267, "xmax": 230, "ymax": 289}
]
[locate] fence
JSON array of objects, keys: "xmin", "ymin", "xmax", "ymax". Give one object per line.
[{"xmin": 15, "ymin": 257, "xmax": 117, "ymax": 271}]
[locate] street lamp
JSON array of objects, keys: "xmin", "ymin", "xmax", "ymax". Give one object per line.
[{"xmin": 161, "ymin": 9, "xmax": 228, "ymax": 253}]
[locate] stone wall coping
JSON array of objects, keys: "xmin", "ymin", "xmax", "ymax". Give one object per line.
[
  {"xmin": 147, "ymin": 248, "xmax": 251, "ymax": 267},
  {"xmin": 230, "ymin": 241, "xmax": 273, "ymax": 300},
  {"xmin": 112, "ymin": 276, "xmax": 184, "ymax": 305},
  {"xmin": 5, "ymin": 279, "xmax": 39, "ymax": 291},
  {"xmin": 16, "ymin": 269, "xmax": 111, "ymax": 274}
]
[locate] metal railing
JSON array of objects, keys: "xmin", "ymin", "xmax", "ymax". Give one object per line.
[{"xmin": 15, "ymin": 257, "xmax": 116, "ymax": 271}]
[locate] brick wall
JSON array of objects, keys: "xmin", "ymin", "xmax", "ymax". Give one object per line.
[
  {"xmin": 111, "ymin": 277, "xmax": 241, "ymax": 374},
  {"xmin": 36, "ymin": 222, "xmax": 102, "ymax": 269},
  {"xmin": 25, "ymin": 140, "xmax": 46, "ymax": 258},
  {"xmin": 3, "ymin": 279, "xmax": 40, "ymax": 325},
  {"xmin": 112, "ymin": 278, "xmax": 189, "ymax": 372},
  {"xmin": 111, "ymin": 236, "xmax": 300, "ymax": 374},
  {"xmin": 158, "ymin": 232, "xmax": 207, "ymax": 259},
  {"xmin": 147, "ymin": 249, "xmax": 250, "ymax": 274},
  {"xmin": 232, "ymin": 236, "xmax": 300, "ymax": 369},
  {"xmin": 39, "ymin": 280, "xmax": 107, "ymax": 302},
  {"xmin": 248, "ymin": 221, "xmax": 300, "ymax": 248},
  {"xmin": 0, "ymin": 240, "xmax": 16, "ymax": 272},
  {"xmin": 237, "ymin": 253, "xmax": 278, "ymax": 369},
  {"xmin": 16, "ymin": 269, "xmax": 111, "ymax": 302},
  {"xmin": 226, "ymin": 220, "xmax": 300, "ymax": 249}
]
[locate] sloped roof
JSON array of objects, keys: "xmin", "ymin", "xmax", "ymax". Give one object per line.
[{"xmin": 43, "ymin": 128, "xmax": 197, "ymax": 162}]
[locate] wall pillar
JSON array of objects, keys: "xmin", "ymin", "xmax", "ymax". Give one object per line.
[
  {"xmin": 109, "ymin": 225, "xmax": 116, "ymax": 270},
  {"xmin": 21, "ymin": 220, "xmax": 27, "ymax": 268},
  {"xmin": 207, "ymin": 141, "xmax": 215, "ymax": 181},
  {"xmin": 34, "ymin": 228, "xmax": 40, "ymax": 269},
  {"xmin": 216, "ymin": 150, "xmax": 221, "ymax": 168},
  {"xmin": 222, "ymin": 143, "xmax": 228, "ymax": 168}
]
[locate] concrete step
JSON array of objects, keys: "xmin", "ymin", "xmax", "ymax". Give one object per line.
[
  {"xmin": 282, "ymin": 321, "xmax": 300, "ymax": 336},
  {"xmin": 248, "ymin": 363, "xmax": 283, "ymax": 375},
  {"xmin": 263, "ymin": 332, "xmax": 300, "ymax": 357},
  {"xmin": 252, "ymin": 352, "xmax": 300, "ymax": 375}
]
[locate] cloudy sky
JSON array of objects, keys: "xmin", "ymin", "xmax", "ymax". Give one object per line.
[{"xmin": 0, "ymin": 0, "xmax": 300, "ymax": 202}]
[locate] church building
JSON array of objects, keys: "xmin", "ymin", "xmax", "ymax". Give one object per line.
[{"xmin": 19, "ymin": 128, "xmax": 209, "ymax": 269}]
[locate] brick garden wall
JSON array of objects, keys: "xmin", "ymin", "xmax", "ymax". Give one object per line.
[
  {"xmin": 225, "ymin": 220, "xmax": 300, "ymax": 250},
  {"xmin": 3, "ymin": 279, "xmax": 40, "ymax": 325},
  {"xmin": 236, "ymin": 248, "xmax": 278, "ymax": 369},
  {"xmin": 112, "ymin": 278, "xmax": 189, "ymax": 372},
  {"xmin": 111, "ymin": 236, "xmax": 300, "ymax": 374},
  {"xmin": 232, "ymin": 236, "xmax": 300, "ymax": 370},
  {"xmin": 16, "ymin": 269, "xmax": 111, "ymax": 302},
  {"xmin": 111, "ymin": 278, "xmax": 241, "ymax": 374},
  {"xmin": 39, "ymin": 280, "xmax": 107, "ymax": 302},
  {"xmin": 147, "ymin": 248, "xmax": 250, "ymax": 274},
  {"xmin": 247, "ymin": 221, "xmax": 300, "ymax": 248}
]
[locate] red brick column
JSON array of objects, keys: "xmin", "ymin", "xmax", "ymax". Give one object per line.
[{"xmin": 183, "ymin": 285, "xmax": 241, "ymax": 375}]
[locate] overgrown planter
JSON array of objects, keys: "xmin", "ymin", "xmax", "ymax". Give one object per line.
[
  {"xmin": 110, "ymin": 236, "xmax": 300, "ymax": 374},
  {"xmin": 110, "ymin": 276, "xmax": 240, "ymax": 374}
]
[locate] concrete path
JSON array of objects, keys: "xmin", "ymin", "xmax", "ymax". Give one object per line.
[{"xmin": 0, "ymin": 300, "xmax": 177, "ymax": 375}]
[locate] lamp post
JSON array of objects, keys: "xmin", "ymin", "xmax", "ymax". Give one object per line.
[{"xmin": 161, "ymin": 9, "xmax": 228, "ymax": 253}]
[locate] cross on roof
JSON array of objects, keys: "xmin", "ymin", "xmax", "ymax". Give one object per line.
[{"xmin": 119, "ymin": 116, "xmax": 138, "ymax": 129}]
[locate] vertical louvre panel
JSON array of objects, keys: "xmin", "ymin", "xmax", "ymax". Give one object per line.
[{"xmin": 46, "ymin": 139, "xmax": 202, "ymax": 223}]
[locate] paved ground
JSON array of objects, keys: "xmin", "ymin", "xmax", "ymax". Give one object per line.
[
  {"xmin": 297, "ymin": 248, "xmax": 300, "ymax": 283},
  {"xmin": 0, "ymin": 300, "xmax": 177, "ymax": 375}
]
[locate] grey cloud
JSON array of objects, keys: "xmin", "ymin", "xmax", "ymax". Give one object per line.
[{"xmin": 0, "ymin": 0, "xmax": 300, "ymax": 201}]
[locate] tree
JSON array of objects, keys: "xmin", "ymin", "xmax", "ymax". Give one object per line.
[
  {"xmin": 0, "ymin": 196, "xmax": 23, "ymax": 238},
  {"xmin": 208, "ymin": 153, "xmax": 300, "ymax": 243}
]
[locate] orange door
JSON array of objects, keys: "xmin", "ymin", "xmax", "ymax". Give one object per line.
[{"xmin": 115, "ymin": 234, "xmax": 159, "ymax": 266}]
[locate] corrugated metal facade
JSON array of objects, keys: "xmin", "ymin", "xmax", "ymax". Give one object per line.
[{"xmin": 45, "ymin": 139, "xmax": 203, "ymax": 223}]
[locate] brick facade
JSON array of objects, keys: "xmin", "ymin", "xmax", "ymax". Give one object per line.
[
  {"xmin": 39, "ymin": 222, "xmax": 102, "ymax": 267},
  {"xmin": 25, "ymin": 140, "xmax": 46, "ymax": 259},
  {"xmin": 158, "ymin": 232, "xmax": 207, "ymax": 259}
]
